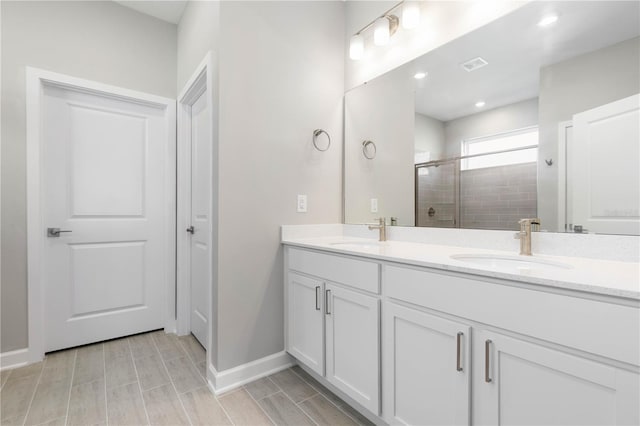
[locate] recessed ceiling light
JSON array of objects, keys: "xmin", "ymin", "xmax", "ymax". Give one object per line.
[
  {"xmin": 475, "ymin": 101, "xmax": 486, "ymax": 108},
  {"xmin": 538, "ymin": 14, "xmax": 558, "ymax": 27},
  {"xmin": 414, "ymin": 72, "xmax": 427, "ymax": 80}
]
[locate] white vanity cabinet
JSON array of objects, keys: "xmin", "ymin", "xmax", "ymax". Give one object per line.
[
  {"xmin": 287, "ymin": 272, "xmax": 324, "ymax": 376},
  {"xmin": 285, "ymin": 247, "xmax": 381, "ymax": 415},
  {"xmin": 283, "ymin": 241, "xmax": 639, "ymax": 426},
  {"xmin": 384, "ymin": 265, "xmax": 640, "ymax": 426},
  {"xmin": 473, "ymin": 329, "xmax": 640, "ymax": 426},
  {"xmin": 325, "ymin": 283, "xmax": 380, "ymax": 414},
  {"xmin": 384, "ymin": 302, "xmax": 471, "ymax": 425}
]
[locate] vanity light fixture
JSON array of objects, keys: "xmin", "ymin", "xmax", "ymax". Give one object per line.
[
  {"xmin": 349, "ymin": 1, "xmax": 421, "ymax": 60},
  {"xmin": 538, "ymin": 14, "xmax": 559, "ymax": 27},
  {"xmin": 475, "ymin": 101, "xmax": 486, "ymax": 108},
  {"xmin": 414, "ymin": 71, "xmax": 427, "ymax": 79}
]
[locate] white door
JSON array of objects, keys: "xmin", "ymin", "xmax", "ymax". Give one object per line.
[
  {"xmin": 42, "ymin": 83, "xmax": 173, "ymax": 352},
  {"xmin": 325, "ymin": 283, "xmax": 380, "ymax": 415},
  {"xmin": 474, "ymin": 330, "xmax": 640, "ymax": 425},
  {"xmin": 570, "ymin": 94, "xmax": 640, "ymax": 235},
  {"xmin": 287, "ymin": 273, "xmax": 324, "ymax": 376},
  {"xmin": 187, "ymin": 90, "xmax": 211, "ymax": 347},
  {"xmin": 383, "ymin": 302, "xmax": 470, "ymax": 426}
]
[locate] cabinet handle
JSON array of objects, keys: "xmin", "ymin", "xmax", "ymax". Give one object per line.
[
  {"xmin": 325, "ymin": 289, "xmax": 331, "ymax": 315},
  {"xmin": 315, "ymin": 286, "xmax": 321, "ymax": 310},
  {"xmin": 485, "ymin": 339, "xmax": 492, "ymax": 383},
  {"xmin": 456, "ymin": 332, "xmax": 463, "ymax": 372}
]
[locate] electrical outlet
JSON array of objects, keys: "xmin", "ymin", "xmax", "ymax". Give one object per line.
[
  {"xmin": 370, "ymin": 198, "xmax": 378, "ymax": 213},
  {"xmin": 297, "ymin": 195, "xmax": 307, "ymax": 213}
]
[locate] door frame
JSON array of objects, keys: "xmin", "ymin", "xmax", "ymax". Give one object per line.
[
  {"xmin": 557, "ymin": 120, "xmax": 573, "ymax": 232},
  {"xmin": 26, "ymin": 67, "xmax": 177, "ymax": 363},
  {"xmin": 176, "ymin": 51, "xmax": 216, "ymax": 350}
]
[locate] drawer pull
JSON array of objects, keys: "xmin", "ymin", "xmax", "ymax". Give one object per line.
[
  {"xmin": 315, "ymin": 286, "xmax": 321, "ymax": 311},
  {"xmin": 456, "ymin": 332, "xmax": 463, "ymax": 372},
  {"xmin": 325, "ymin": 289, "xmax": 331, "ymax": 315},
  {"xmin": 485, "ymin": 339, "xmax": 493, "ymax": 383}
]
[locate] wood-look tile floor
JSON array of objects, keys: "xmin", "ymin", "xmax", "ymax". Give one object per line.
[{"xmin": 0, "ymin": 331, "xmax": 373, "ymax": 426}]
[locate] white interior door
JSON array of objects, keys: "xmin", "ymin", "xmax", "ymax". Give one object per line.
[
  {"xmin": 41, "ymin": 83, "xmax": 173, "ymax": 352},
  {"xmin": 570, "ymin": 94, "xmax": 640, "ymax": 235},
  {"xmin": 188, "ymin": 89, "xmax": 211, "ymax": 347}
]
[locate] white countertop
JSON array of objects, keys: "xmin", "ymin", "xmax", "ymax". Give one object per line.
[{"xmin": 282, "ymin": 235, "xmax": 640, "ymax": 300}]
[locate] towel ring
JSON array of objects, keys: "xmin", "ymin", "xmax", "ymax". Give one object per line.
[
  {"xmin": 312, "ymin": 129, "xmax": 331, "ymax": 152},
  {"xmin": 362, "ymin": 140, "xmax": 377, "ymax": 159}
]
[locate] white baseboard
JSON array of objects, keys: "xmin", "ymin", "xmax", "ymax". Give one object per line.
[
  {"xmin": 207, "ymin": 351, "xmax": 294, "ymax": 395},
  {"xmin": 0, "ymin": 348, "xmax": 31, "ymax": 371}
]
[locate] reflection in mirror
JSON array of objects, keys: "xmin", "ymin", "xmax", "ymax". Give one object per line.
[{"xmin": 344, "ymin": 1, "xmax": 640, "ymax": 235}]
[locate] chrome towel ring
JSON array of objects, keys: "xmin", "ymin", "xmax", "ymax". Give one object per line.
[
  {"xmin": 362, "ymin": 140, "xmax": 377, "ymax": 159},
  {"xmin": 312, "ymin": 129, "xmax": 331, "ymax": 152}
]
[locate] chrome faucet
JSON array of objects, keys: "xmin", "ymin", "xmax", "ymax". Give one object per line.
[
  {"xmin": 514, "ymin": 218, "xmax": 540, "ymax": 256},
  {"xmin": 368, "ymin": 217, "xmax": 387, "ymax": 242}
]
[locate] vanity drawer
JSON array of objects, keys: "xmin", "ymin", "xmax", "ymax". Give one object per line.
[
  {"xmin": 288, "ymin": 247, "xmax": 380, "ymax": 294},
  {"xmin": 386, "ymin": 265, "xmax": 640, "ymax": 366}
]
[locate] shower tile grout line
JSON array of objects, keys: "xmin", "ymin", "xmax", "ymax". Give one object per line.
[{"xmin": 128, "ymin": 338, "xmax": 153, "ymax": 426}]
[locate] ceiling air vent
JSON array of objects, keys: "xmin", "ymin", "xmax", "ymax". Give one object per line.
[{"xmin": 461, "ymin": 57, "xmax": 488, "ymax": 72}]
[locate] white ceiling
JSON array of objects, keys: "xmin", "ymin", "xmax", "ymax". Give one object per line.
[
  {"xmin": 114, "ymin": 1, "xmax": 188, "ymax": 24},
  {"xmin": 402, "ymin": 1, "xmax": 640, "ymax": 122}
]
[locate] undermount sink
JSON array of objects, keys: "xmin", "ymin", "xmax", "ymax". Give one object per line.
[
  {"xmin": 330, "ymin": 241, "xmax": 384, "ymax": 250},
  {"xmin": 450, "ymin": 253, "xmax": 572, "ymax": 271}
]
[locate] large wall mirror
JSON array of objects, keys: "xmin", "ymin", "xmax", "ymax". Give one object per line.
[{"xmin": 344, "ymin": 1, "xmax": 640, "ymax": 235}]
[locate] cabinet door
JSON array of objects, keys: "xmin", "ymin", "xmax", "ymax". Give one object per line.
[
  {"xmin": 325, "ymin": 283, "xmax": 380, "ymax": 415},
  {"xmin": 287, "ymin": 273, "xmax": 324, "ymax": 376},
  {"xmin": 384, "ymin": 302, "xmax": 471, "ymax": 425},
  {"xmin": 474, "ymin": 329, "xmax": 640, "ymax": 425}
]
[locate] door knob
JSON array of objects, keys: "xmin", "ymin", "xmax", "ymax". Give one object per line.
[
  {"xmin": 47, "ymin": 228, "xmax": 72, "ymax": 237},
  {"xmin": 186, "ymin": 226, "xmax": 195, "ymax": 234}
]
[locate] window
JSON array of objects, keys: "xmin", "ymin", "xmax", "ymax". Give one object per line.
[{"xmin": 461, "ymin": 127, "xmax": 538, "ymax": 170}]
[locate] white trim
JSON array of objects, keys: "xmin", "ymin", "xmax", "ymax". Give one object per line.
[
  {"xmin": 26, "ymin": 67, "xmax": 176, "ymax": 361},
  {"xmin": 206, "ymin": 351, "xmax": 294, "ymax": 395},
  {"xmin": 0, "ymin": 348, "xmax": 31, "ymax": 371},
  {"xmin": 557, "ymin": 120, "xmax": 573, "ymax": 233},
  {"xmin": 176, "ymin": 52, "xmax": 215, "ymax": 341}
]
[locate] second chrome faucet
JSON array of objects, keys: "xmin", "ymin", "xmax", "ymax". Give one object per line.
[
  {"xmin": 368, "ymin": 217, "xmax": 387, "ymax": 241},
  {"xmin": 514, "ymin": 218, "xmax": 540, "ymax": 255}
]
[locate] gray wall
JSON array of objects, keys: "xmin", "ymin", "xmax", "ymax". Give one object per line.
[
  {"xmin": 415, "ymin": 113, "xmax": 445, "ymax": 160},
  {"xmin": 538, "ymin": 36, "xmax": 640, "ymax": 229},
  {"xmin": 344, "ymin": 68, "xmax": 415, "ymax": 226},
  {"xmin": 216, "ymin": 1, "xmax": 344, "ymax": 370},
  {"xmin": 177, "ymin": 1, "xmax": 220, "ymax": 91},
  {"xmin": 444, "ymin": 98, "xmax": 539, "ymax": 157},
  {"xmin": 0, "ymin": 1, "xmax": 177, "ymax": 352}
]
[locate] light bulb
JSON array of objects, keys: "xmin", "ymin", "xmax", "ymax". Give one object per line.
[
  {"xmin": 538, "ymin": 14, "xmax": 558, "ymax": 27},
  {"xmin": 414, "ymin": 72, "xmax": 427, "ymax": 79},
  {"xmin": 402, "ymin": 2, "xmax": 421, "ymax": 29},
  {"xmin": 374, "ymin": 17, "xmax": 390, "ymax": 46},
  {"xmin": 349, "ymin": 34, "xmax": 364, "ymax": 60},
  {"xmin": 475, "ymin": 101, "xmax": 486, "ymax": 108}
]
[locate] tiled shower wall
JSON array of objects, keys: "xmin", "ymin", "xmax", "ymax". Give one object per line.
[
  {"xmin": 416, "ymin": 163, "xmax": 456, "ymax": 227},
  {"xmin": 460, "ymin": 162, "xmax": 537, "ymax": 230},
  {"xmin": 416, "ymin": 162, "xmax": 538, "ymax": 230}
]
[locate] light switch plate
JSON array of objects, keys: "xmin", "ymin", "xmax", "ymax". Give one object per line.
[
  {"xmin": 297, "ymin": 195, "xmax": 308, "ymax": 213},
  {"xmin": 370, "ymin": 198, "xmax": 378, "ymax": 213}
]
